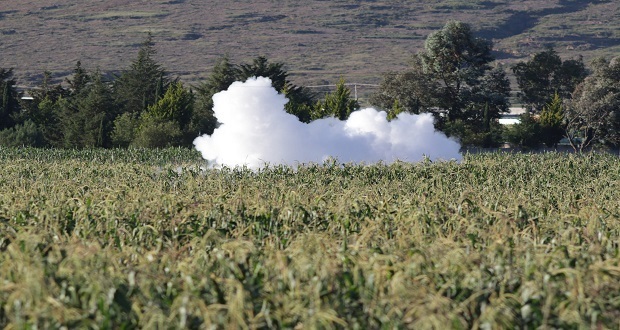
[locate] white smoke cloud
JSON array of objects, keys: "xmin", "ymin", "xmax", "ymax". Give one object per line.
[{"xmin": 193, "ymin": 77, "xmax": 461, "ymax": 168}]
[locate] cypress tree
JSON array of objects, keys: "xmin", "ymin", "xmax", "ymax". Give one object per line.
[
  {"xmin": 539, "ymin": 93, "xmax": 565, "ymax": 148},
  {"xmin": 0, "ymin": 68, "xmax": 19, "ymax": 130}
]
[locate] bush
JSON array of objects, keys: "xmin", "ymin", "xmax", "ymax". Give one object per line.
[
  {"xmin": 442, "ymin": 119, "xmax": 504, "ymax": 148},
  {"xmin": 131, "ymin": 116, "xmax": 183, "ymax": 148},
  {"xmin": 111, "ymin": 113, "xmax": 140, "ymax": 147},
  {"xmin": 0, "ymin": 120, "xmax": 44, "ymax": 147},
  {"xmin": 503, "ymin": 113, "xmax": 541, "ymax": 149}
]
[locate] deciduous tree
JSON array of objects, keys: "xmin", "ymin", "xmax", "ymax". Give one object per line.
[
  {"xmin": 566, "ymin": 57, "xmax": 620, "ymax": 151},
  {"xmin": 420, "ymin": 21, "xmax": 495, "ymax": 123},
  {"xmin": 370, "ymin": 57, "xmax": 437, "ymax": 116},
  {"xmin": 513, "ymin": 48, "xmax": 586, "ymax": 112},
  {"xmin": 372, "ymin": 21, "xmax": 509, "ymax": 147}
]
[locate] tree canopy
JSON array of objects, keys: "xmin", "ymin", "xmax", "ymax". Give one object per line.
[
  {"xmin": 566, "ymin": 57, "xmax": 620, "ymax": 150},
  {"xmin": 1, "ymin": 28, "xmax": 617, "ymax": 150},
  {"xmin": 513, "ymin": 48, "xmax": 587, "ymax": 112},
  {"xmin": 312, "ymin": 79, "xmax": 359, "ymax": 120},
  {"xmin": 420, "ymin": 21, "xmax": 495, "ymax": 122},
  {"xmin": 371, "ymin": 21, "xmax": 510, "ymax": 146}
]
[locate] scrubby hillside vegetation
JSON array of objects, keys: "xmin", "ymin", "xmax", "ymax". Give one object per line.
[{"xmin": 1, "ymin": 0, "xmax": 618, "ymax": 85}]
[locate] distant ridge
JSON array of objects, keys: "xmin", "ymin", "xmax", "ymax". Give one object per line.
[{"xmin": 1, "ymin": 0, "xmax": 618, "ymax": 87}]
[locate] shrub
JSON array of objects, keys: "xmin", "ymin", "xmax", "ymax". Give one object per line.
[{"xmin": 0, "ymin": 120, "xmax": 44, "ymax": 147}]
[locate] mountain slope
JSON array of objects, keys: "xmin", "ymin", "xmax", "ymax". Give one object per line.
[{"xmin": 1, "ymin": 0, "xmax": 618, "ymax": 88}]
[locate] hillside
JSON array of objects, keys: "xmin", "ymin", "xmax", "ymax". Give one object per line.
[{"xmin": 1, "ymin": 0, "xmax": 619, "ymax": 90}]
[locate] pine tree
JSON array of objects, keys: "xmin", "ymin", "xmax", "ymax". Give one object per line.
[
  {"xmin": 114, "ymin": 33, "xmax": 168, "ymax": 115},
  {"xmin": 313, "ymin": 79, "xmax": 359, "ymax": 120},
  {"xmin": 195, "ymin": 56, "xmax": 238, "ymax": 110},
  {"xmin": 0, "ymin": 68, "xmax": 19, "ymax": 130},
  {"xmin": 237, "ymin": 56, "xmax": 316, "ymax": 121},
  {"xmin": 193, "ymin": 55, "xmax": 316, "ymax": 130},
  {"xmin": 192, "ymin": 56, "xmax": 239, "ymax": 136},
  {"xmin": 61, "ymin": 70, "xmax": 116, "ymax": 148},
  {"xmin": 539, "ymin": 93, "xmax": 565, "ymax": 148},
  {"xmin": 65, "ymin": 61, "xmax": 91, "ymax": 96},
  {"xmin": 238, "ymin": 56, "xmax": 287, "ymax": 91}
]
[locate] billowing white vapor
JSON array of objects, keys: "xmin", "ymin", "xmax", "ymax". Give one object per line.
[{"xmin": 193, "ymin": 77, "xmax": 461, "ymax": 168}]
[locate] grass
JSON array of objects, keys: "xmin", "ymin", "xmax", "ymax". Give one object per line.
[{"xmin": 1, "ymin": 148, "xmax": 620, "ymax": 328}]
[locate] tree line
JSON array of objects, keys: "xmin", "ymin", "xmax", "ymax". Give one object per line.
[{"xmin": 1, "ymin": 22, "xmax": 619, "ymax": 151}]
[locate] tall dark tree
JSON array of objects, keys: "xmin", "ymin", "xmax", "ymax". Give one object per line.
[
  {"xmin": 237, "ymin": 56, "xmax": 316, "ymax": 122},
  {"xmin": 282, "ymin": 83, "xmax": 316, "ymax": 123},
  {"xmin": 513, "ymin": 48, "xmax": 587, "ymax": 112},
  {"xmin": 60, "ymin": 69, "xmax": 116, "ymax": 148},
  {"xmin": 0, "ymin": 68, "xmax": 20, "ymax": 130},
  {"xmin": 114, "ymin": 33, "xmax": 169, "ymax": 115},
  {"xmin": 65, "ymin": 61, "xmax": 91, "ymax": 96},
  {"xmin": 468, "ymin": 66, "xmax": 511, "ymax": 126},
  {"xmin": 446, "ymin": 66, "xmax": 511, "ymax": 147},
  {"xmin": 194, "ymin": 55, "xmax": 316, "ymax": 130},
  {"xmin": 195, "ymin": 56, "xmax": 238, "ymax": 112}
]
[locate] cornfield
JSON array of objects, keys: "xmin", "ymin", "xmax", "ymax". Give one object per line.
[{"xmin": 1, "ymin": 148, "xmax": 619, "ymax": 329}]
